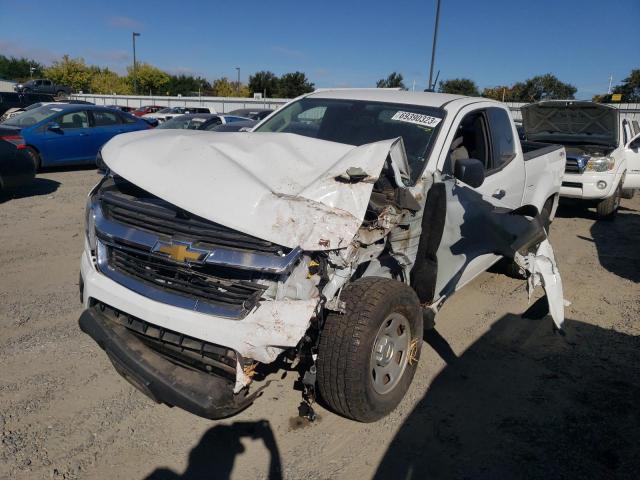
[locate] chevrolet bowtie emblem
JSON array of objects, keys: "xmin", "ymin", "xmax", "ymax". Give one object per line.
[{"xmin": 153, "ymin": 241, "xmax": 207, "ymax": 264}]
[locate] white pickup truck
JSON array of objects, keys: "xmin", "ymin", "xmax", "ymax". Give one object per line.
[
  {"xmin": 522, "ymin": 101, "xmax": 640, "ymax": 219},
  {"xmin": 79, "ymin": 90, "xmax": 566, "ymax": 422}
]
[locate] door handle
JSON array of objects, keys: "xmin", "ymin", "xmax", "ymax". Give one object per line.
[{"xmin": 492, "ymin": 189, "xmax": 506, "ymax": 199}]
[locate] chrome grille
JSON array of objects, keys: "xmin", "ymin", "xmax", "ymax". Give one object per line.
[
  {"xmin": 103, "ymin": 239, "xmax": 267, "ymax": 317},
  {"xmin": 100, "ymin": 187, "xmax": 286, "ymax": 255}
]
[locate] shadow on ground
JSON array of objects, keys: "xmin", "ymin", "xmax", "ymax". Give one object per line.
[
  {"xmin": 588, "ymin": 210, "xmax": 640, "ymax": 282},
  {"xmin": 0, "ymin": 177, "xmax": 60, "ymax": 203},
  {"xmin": 375, "ymin": 314, "xmax": 640, "ymax": 480},
  {"xmin": 144, "ymin": 420, "xmax": 282, "ymax": 480}
]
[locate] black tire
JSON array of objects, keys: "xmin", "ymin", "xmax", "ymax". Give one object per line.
[
  {"xmin": 316, "ymin": 277, "xmax": 423, "ymax": 422},
  {"xmin": 596, "ymin": 182, "xmax": 621, "ymax": 220},
  {"xmin": 56, "ymin": 90, "xmax": 66, "ymax": 99},
  {"xmin": 621, "ymin": 188, "xmax": 635, "ymax": 200},
  {"xmin": 21, "ymin": 146, "xmax": 41, "ymax": 172}
]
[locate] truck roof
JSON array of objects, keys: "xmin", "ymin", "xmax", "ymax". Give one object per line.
[{"xmin": 307, "ymin": 88, "xmax": 488, "ymax": 108}]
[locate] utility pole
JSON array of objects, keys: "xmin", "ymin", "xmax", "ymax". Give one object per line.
[
  {"xmin": 607, "ymin": 74, "xmax": 613, "ymax": 94},
  {"xmin": 235, "ymin": 67, "xmax": 240, "ymax": 95},
  {"xmin": 427, "ymin": 0, "xmax": 442, "ymax": 91},
  {"xmin": 132, "ymin": 32, "xmax": 141, "ymax": 94}
]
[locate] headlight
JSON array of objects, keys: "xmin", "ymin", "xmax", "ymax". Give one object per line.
[
  {"xmin": 585, "ymin": 156, "xmax": 615, "ymax": 172},
  {"xmin": 85, "ymin": 196, "xmax": 97, "ymax": 251}
]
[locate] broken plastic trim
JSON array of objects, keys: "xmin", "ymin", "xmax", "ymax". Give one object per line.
[{"xmin": 78, "ymin": 306, "xmax": 266, "ymax": 420}]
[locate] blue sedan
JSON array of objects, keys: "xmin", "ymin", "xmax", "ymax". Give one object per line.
[{"xmin": 0, "ymin": 104, "xmax": 150, "ymax": 168}]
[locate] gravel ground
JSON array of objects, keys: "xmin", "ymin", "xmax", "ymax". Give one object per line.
[{"xmin": 1, "ymin": 169, "xmax": 638, "ymax": 480}]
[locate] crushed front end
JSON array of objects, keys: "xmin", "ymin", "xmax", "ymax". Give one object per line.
[{"xmin": 80, "ymin": 175, "xmax": 324, "ymax": 418}]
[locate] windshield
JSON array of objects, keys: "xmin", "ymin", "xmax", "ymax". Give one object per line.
[
  {"xmin": 255, "ymin": 97, "xmax": 445, "ymax": 183},
  {"xmin": 157, "ymin": 115, "xmax": 214, "ymax": 130},
  {"xmin": 4, "ymin": 104, "xmax": 62, "ymax": 127}
]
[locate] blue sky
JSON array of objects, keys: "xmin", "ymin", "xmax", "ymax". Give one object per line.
[{"xmin": 0, "ymin": 0, "xmax": 637, "ymax": 98}]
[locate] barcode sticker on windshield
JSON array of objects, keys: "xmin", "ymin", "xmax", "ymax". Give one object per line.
[{"xmin": 391, "ymin": 111, "xmax": 442, "ymax": 127}]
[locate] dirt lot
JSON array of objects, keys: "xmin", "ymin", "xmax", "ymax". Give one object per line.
[{"xmin": 1, "ymin": 169, "xmax": 639, "ymax": 480}]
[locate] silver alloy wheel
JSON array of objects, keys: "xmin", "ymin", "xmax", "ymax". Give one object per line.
[{"xmin": 370, "ymin": 312, "xmax": 411, "ymax": 395}]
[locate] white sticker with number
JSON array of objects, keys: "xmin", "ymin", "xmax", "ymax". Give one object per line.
[{"xmin": 391, "ymin": 111, "xmax": 442, "ymax": 128}]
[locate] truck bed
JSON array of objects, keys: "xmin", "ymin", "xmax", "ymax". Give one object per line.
[
  {"xmin": 520, "ymin": 140, "xmax": 565, "ymax": 210},
  {"xmin": 521, "ymin": 140, "xmax": 564, "ymax": 162}
]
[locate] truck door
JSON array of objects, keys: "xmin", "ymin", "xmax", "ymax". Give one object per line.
[
  {"xmin": 42, "ymin": 80, "xmax": 54, "ymax": 94},
  {"xmin": 623, "ymin": 132, "xmax": 640, "ymax": 189},
  {"xmin": 437, "ymin": 104, "xmax": 527, "ymax": 289},
  {"xmin": 473, "ymin": 107, "xmax": 525, "ymax": 208}
]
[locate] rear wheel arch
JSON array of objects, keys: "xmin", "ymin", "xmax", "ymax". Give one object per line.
[{"xmin": 22, "ymin": 145, "xmax": 42, "ymax": 171}]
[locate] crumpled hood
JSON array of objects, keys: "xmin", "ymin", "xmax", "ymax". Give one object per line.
[{"xmin": 101, "ymin": 130, "xmax": 403, "ymax": 251}]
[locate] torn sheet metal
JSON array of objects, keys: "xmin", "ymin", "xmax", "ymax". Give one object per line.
[
  {"xmin": 102, "ymin": 130, "xmax": 406, "ymax": 251},
  {"xmin": 516, "ymin": 239, "xmax": 565, "ymax": 330},
  {"xmin": 410, "ymin": 174, "xmax": 565, "ymax": 326}
]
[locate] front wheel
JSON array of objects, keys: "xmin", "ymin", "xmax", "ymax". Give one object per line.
[
  {"xmin": 621, "ymin": 188, "xmax": 635, "ymax": 200},
  {"xmin": 596, "ymin": 182, "xmax": 621, "ymax": 220},
  {"xmin": 317, "ymin": 277, "xmax": 423, "ymax": 422}
]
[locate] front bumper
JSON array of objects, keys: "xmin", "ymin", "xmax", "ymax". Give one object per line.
[
  {"xmin": 559, "ymin": 171, "xmax": 621, "ymax": 200},
  {"xmin": 79, "ymin": 306, "xmax": 255, "ymax": 419},
  {"xmin": 80, "ymin": 248, "xmax": 317, "ymax": 364}
]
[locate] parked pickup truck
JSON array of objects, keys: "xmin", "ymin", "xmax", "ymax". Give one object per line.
[
  {"xmin": 14, "ymin": 78, "xmax": 72, "ymax": 97},
  {"xmin": 521, "ymin": 100, "xmax": 640, "ymax": 219},
  {"xmin": 79, "ymin": 90, "xmax": 566, "ymax": 422}
]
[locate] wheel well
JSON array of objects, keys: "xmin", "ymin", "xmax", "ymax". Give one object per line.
[
  {"xmin": 511, "ymin": 204, "xmax": 539, "ymax": 218},
  {"xmin": 23, "ymin": 145, "xmax": 42, "ymax": 169}
]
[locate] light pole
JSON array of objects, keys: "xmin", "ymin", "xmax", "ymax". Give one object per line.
[
  {"xmin": 427, "ymin": 0, "xmax": 442, "ymax": 92},
  {"xmin": 132, "ymin": 32, "xmax": 141, "ymax": 94},
  {"xmin": 235, "ymin": 67, "xmax": 240, "ymax": 95}
]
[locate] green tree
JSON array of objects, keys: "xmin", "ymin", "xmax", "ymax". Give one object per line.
[
  {"xmin": 127, "ymin": 62, "xmax": 170, "ymax": 95},
  {"xmin": 44, "ymin": 55, "xmax": 93, "ymax": 92},
  {"xmin": 0, "ymin": 55, "xmax": 44, "ymax": 81},
  {"xmin": 276, "ymin": 72, "xmax": 314, "ymax": 98},
  {"xmin": 211, "ymin": 77, "xmax": 235, "ymax": 97},
  {"xmin": 376, "ymin": 72, "xmax": 405, "ymax": 89},
  {"xmin": 90, "ymin": 68, "xmax": 132, "ymax": 94},
  {"xmin": 166, "ymin": 74, "xmax": 211, "ymax": 96},
  {"xmin": 248, "ymin": 70, "xmax": 279, "ymax": 98},
  {"xmin": 606, "ymin": 69, "xmax": 640, "ymax": 102},
  {"xmin": 439, "ymin": 78, "xmax": 480, "ymax": 96},
  {"xmin": 510, "ymin": 74, "xmax": 576, "ymax": 102},
  {"xmin": 481, "ymin": 85, "xmax": 515, "ymax": 101}
]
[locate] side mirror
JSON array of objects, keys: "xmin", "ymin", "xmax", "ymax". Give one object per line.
[
  {"xmin": 47, "ymin": 122, "xmax": 62, "ymax": 132},
  {"xmin": 629, "ymin": 139, "xmax": 640, "ymax": 150},
  {"xmin": 454, "ymin": 158, "xmax": 485, "ymax": 188}
]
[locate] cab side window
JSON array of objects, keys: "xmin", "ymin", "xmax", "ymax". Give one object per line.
[
  {"xmin": 486, "ymin": 107, "xmax": 516, "ymax": 170},
  {"xmin": 449, "ymin": 111, "xmax": 491, "ymax": 171}
]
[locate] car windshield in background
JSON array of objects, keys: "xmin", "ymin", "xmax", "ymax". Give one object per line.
[
  {"xmin": 157, "ymin": 115, "xmax": 214, "ymax": 130},
  {"xmin": 255, "ymin": 98, "xmax": 445, "ymax": 183},
  {"xmin": 4, "ymin": 105, "xmax": 62, "ymax": 127}
]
